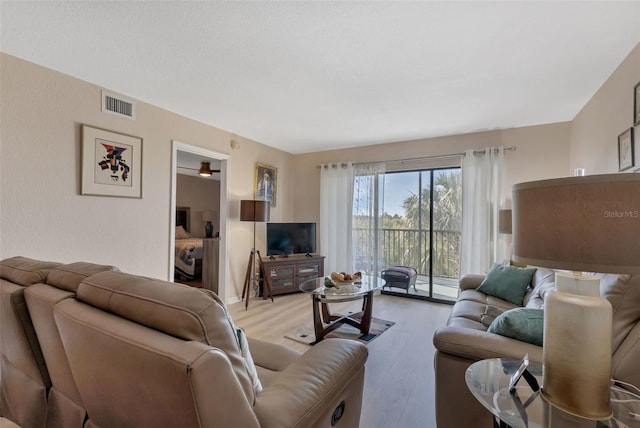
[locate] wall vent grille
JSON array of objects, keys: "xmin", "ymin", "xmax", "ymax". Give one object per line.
[{"xmin": 101, "ymin": 91, "xmax": 135, "ymax": 119}]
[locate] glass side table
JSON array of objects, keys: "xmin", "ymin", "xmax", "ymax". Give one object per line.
[
  {"xmin": 299, "ymin": 275, "xmax": 385, "ymax": 343},
  {"xmin": 465, "ymin": 358, "xmax": 640, "ymax": 428}
]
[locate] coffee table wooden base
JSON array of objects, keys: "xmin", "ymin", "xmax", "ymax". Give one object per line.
[{"xmin": 310, "ymin": 290, "xmax": 374, "ymax": 344}]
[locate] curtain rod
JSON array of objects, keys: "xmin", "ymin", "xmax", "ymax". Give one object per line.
[{"xmin": 316, "ymin": 145, "xmax": 516, "ymax": 169}]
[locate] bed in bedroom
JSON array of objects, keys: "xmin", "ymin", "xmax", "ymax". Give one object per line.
[{"xmin": 175, "ymin": 207, "xmax": 203, "ymax": 281}]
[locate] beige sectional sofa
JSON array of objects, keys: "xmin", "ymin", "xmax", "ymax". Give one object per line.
[
  {"xmin": 0, "ymin": 256, "xmax": 368, "ymax": 428},
  {"xmin": 433, "ymin": 266, "xmax": 640, "ymax": 428}
]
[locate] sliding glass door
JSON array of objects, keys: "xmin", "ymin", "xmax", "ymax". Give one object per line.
[{"xmin": 353, "ymin": 167, "xmax": 461, "ymax": 303}]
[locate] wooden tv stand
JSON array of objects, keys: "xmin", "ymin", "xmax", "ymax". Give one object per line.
[{"xmin": 260, "ymin": 255, "xmax": 325, "ymax": 298}]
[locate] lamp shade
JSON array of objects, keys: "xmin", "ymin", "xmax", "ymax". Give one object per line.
[
  {"xmin": 512, "ymin": 173, "xmax": 640, "ymax": 274},
  {"xmin": 240, "ymin": 200, "xmax": 270, "ymax": 223},
  {"xmin": 202, "ymin": 210, "xmax": 214, "ymax": 222},
  {"xmin": 512, "ymin": 173, "xmax": 640, "ymax": 418},
  {"xmin": 498, "ymin": 209, "xmax": 512, "ymax": 234}
]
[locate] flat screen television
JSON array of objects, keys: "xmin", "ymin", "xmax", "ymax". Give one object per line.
[{"xmin": 266, "ymin": 223, "xmax": 317, "ymax": 256}]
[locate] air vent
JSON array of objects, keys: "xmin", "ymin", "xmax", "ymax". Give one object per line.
[{"xmin": 101, "ymin": 91, "xmax": 135, "ymax": 119}]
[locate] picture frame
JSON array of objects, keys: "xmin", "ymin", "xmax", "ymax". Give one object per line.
[
  {"xmin": 634, "ymin": 82, "xmax": 640, "ymax": 126},
  {"xmin": 255, "ymin": 162, "xmax": 277, "ymax": 207},
  {"xmin": 81, "ymin": 124, "xmax": 143, "ymax": 198},
  {"xmin": 618, "ymin": 127, "xmax": 634, "ymax": 172},
  {"xmin": 176, "ymin": 206, "xmax": 191, "ymax": 233}
]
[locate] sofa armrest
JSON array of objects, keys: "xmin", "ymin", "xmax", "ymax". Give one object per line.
[
  {"xmin": 433, "ymin": 326, "xmax": 543, "ymax": 362},
  {"xmin": 459, "ymin": 274, "xmax": 485, "ymax": 291},
  {"xmin": 248, "ymin": 337, "xmax": 301, "ymax": 372},
  {"xmin": 253, "ymin": 339, "xmax": 367, "ymax": 428}
]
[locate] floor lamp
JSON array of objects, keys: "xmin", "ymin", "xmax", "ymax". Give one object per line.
[
  {"xmin": 240, "ymin": 200, "xmax": 272, "ymax": 310},
  {"xmin": 512, "ymin": 173, "xmax": 640, "ymax": 419}
]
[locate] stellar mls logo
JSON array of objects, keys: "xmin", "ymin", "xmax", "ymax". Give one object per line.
[{"xmin": 603, "ymin": 210, "xmax": 640, "ymax": 218}]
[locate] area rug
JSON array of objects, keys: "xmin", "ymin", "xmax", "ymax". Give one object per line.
[{"xmin": 285, "ymin": 313, "xmax": 395, "ymax": 346}]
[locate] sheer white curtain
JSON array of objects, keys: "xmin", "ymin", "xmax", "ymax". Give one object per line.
[
  {"xmin": 460, "ymin": 146, "xmax": 507, "ymax": 275},
  {"xmin": 320, "ymin": 163, "xmax": 354, "ymax": 274},
  {"xmin": 353, "ymin": 163, "xmax": 385, "ymax": 276}
]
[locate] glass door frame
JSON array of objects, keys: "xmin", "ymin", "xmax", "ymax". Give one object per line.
[{"xmin": 378, "ymin": 167, "xmax": 460, "ymax": 305}]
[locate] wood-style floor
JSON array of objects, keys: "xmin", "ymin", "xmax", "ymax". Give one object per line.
[{"xmin": 229, "ymin": 291, "xmax": 453, "ymax": 428}]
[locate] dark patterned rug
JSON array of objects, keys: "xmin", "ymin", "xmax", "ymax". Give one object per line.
[{"xmin": 285, "ymin": 314, "xmax": 395, "ymax": 345}]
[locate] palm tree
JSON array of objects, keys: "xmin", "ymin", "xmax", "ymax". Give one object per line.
[
  {"xmin": 352, "ymin": 169, "xmax": 461, "ymax": 278},
  {"xmin": 399, "ymin": 170, "xmax": 461, "ymax": 277}
]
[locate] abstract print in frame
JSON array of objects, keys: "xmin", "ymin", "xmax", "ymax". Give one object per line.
[{"xmin": 81, "ymin": 125, "xmax": 143, "ymax": 198}]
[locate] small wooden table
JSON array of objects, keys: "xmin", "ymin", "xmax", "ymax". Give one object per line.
[{"xmin": 299, "ymin": 275, "xmax": 385, "ymax": 343}]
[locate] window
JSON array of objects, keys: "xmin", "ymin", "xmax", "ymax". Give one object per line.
[{"xmin": 353, "ymin": 167, "xmax": 461, "ymax": 302}]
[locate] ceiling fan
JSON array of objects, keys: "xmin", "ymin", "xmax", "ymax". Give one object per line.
[{"xmin": 178, "ymin": 161, "xmax": 220, "ymax": 177}]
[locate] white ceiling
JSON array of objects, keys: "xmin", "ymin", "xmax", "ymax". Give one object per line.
[{"xmin": 2, "ymin": 1, "xmax": 639, "ymax": 154}]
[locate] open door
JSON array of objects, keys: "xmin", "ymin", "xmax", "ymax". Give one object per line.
[{"xmin": 170, "ymin": 141, "xmax": 230, "ymax": 303}]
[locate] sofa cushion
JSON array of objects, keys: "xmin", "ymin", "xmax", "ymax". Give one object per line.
[
  {"xmin": 524, "ymin": 267, "xmax": 556, "ymax": 309},
  {"xmin": 476, "ymin": 263, "xmax": 537, "ymax": 306},
  {"xmin": 480, "ymin": 305, "xmax": 504, "ymax": 327},
  {"xmin": 75, "ymin": 271, "xmax": 259, "ymax": 402},
  {"xmin": 446, "ymin": 294, "xmax": 519, "ymax": 332},
  {"xmin": 591, "ymin": 273, "xmax": 640, "ymax": 352},
  {"xmin": 46, "ymin": 262, "xmax": 119, "ymax": 292},
  {"xmin": 0, "ymin": 256, "xmax": 61, "ymax": 286},
  {"xmin": 488, "ymin": 308, "xmax": 544, "ymax": 346},
  {"xmin": 457, "ymin": 289, "xmax": 520, "ymax": 310}
]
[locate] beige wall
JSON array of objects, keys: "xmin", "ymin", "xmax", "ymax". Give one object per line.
[
  {"xmin": 2, "ymin": 42, "xmax": 636, "ymax": 299},
  {"xmin": 0, "ymin": 53, "xmax": 293, "ymax": 303},
  {"xmin": 570, "ymin": 43, "xmax": 640, "ymax": 174},
  {"xmin": 292, "ymin": 122, "xmax": 572, "ymax": 246},
  {"xmin": 176, "ymin": 174, "xmax": 220, "ymax": 237}
]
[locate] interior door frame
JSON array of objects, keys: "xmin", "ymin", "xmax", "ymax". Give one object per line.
[{"xmin": 170, "ymin": 140, "xmax": 230, "ymax": 303}]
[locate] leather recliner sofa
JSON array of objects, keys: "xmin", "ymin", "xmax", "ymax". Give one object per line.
[
  {"xmin": 432, "ymin": 266, "xmax": 640, "ymax": 428},
  {"xmin": 0, "ymin": 257, "xmax": 62, "ymax": 427},
  {"xmin": 25, "ymin": 262, "xmax": 121, "ymax": 427},
  {"xmin": 0, "ymin": 257, "xmax": 368, "ymax": 428}
]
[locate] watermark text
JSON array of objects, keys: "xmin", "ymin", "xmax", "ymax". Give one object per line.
[{"xmin": 603, "ymin": 210, "xmax": 640, "ymax": 218}]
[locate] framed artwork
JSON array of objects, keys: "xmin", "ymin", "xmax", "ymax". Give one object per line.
[
  {"xmin": 255, "ymin": 162, "xmax": 277, "ymax": 207},
  {"xmin": 81, "ymin": 125, "xmax": 143, "ymax": 198},
  {"xmin": 176, "ymin": 206, "xmax": 191, "ymax": 232},
  {"xmin": 618, "ymin": 127, "xmax": 634, "ymax": 172},
  {"xmin": 634, "ymin": 82, "xmax": 640, "ymax": 126}
]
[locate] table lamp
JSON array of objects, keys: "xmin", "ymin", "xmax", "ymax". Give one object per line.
[
  {"xmin": 512, "ymin": 173, "xmax": 640, "ymax": 419},
  {"xmin": 498, "ymin": 209, "xmax": 512, "ymax": 235}
]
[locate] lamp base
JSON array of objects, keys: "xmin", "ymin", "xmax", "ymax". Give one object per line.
[
  {"xmin": 241, "ymin": 249, "xmax": 273, "ymax": 310},
  {"xmin": 204, "ymin": 221, "xmax": 213, "ymax": 238},
  {"xmin": 542, "ymin": 272, "xmax": 612, "ymax": 420},
  {"xmin": 541, "ymin": 392, "xmax": 612, "ymax": 426}
]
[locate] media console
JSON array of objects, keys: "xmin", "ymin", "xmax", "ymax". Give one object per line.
[{"xmin": 260, "ymin": 255, "xmax": 325, "ymax": 298}]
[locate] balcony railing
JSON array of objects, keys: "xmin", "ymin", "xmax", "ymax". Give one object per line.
[{"xmin": 353, "ymin": 227, "xmax": 461, "ymax": 279}]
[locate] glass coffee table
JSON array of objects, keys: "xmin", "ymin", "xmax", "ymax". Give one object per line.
[
  {"xmin": 465, "ymin": 358, "xmax": 640, "ymax": 428},
  {"xmin": 299, "ymin": 275, "xmax": 385, "ymax": 344}
]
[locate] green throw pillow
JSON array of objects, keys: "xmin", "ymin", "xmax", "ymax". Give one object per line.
[
  {"xmin": 476, "ymin": 263, "xmax": 537, "ymax": 306},
  {"xmin": 488, "ymin": 307, "xmax": 544, "ymax": 346}
]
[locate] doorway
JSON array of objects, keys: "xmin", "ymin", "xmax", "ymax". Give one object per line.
[{"xmin": 170, "ymin": 141, "xmax": 230, "ymax": 303}]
